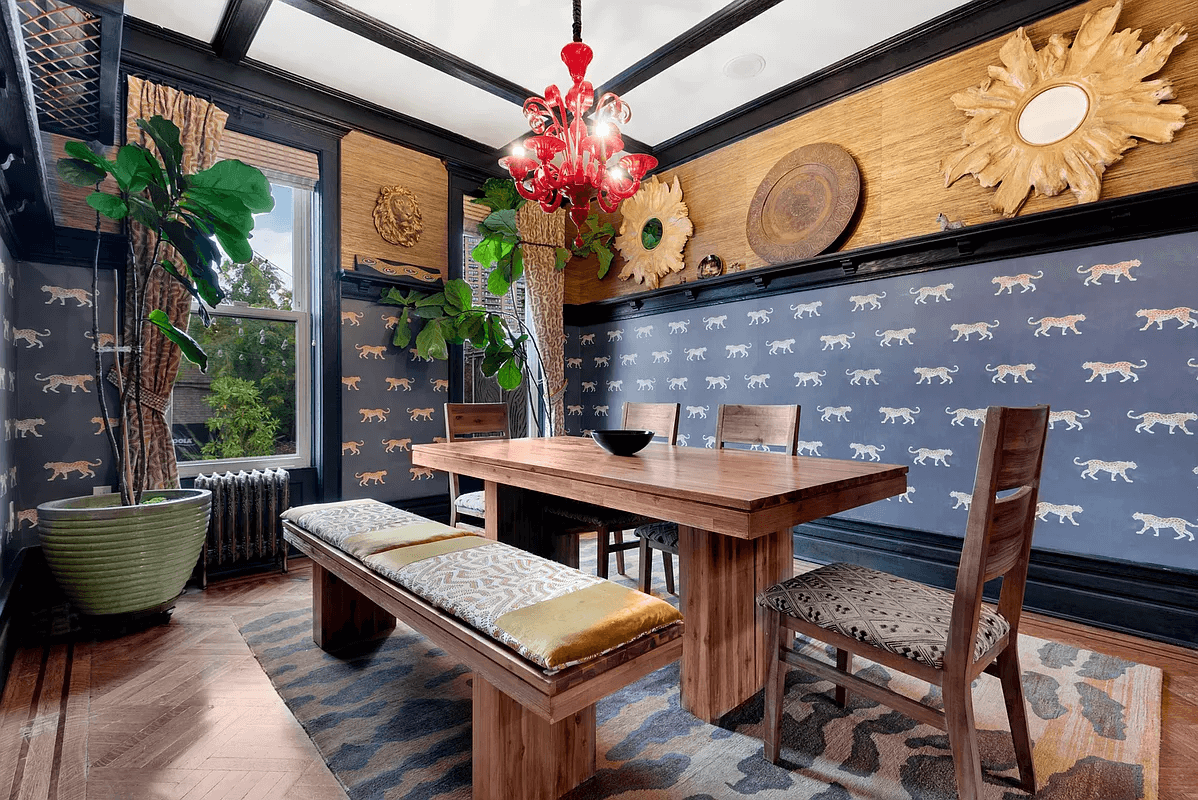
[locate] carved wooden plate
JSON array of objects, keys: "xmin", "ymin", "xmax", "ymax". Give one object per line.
[{"xmin": 746, "ymin": 143, "xmax": 860, "ymax": 264}]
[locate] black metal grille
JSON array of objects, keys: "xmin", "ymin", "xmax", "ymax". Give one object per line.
[{"xmin": 17, "ymin": 0, "xmax": 102, "ymax": 140}]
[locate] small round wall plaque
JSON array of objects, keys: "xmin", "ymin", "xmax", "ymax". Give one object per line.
[{"xmin": 746, "ymin": 143, "xmax": 860, "ymax": 264}]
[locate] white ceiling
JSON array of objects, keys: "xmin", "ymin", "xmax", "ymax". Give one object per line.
[{"xmin": 124, "ymin": 0, "xmax": 971, "ymax": 151}]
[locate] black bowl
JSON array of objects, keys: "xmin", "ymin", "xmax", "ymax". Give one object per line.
[{"xmin": 591, "ymin": 429, "xmax": 654, "ymax": 456}]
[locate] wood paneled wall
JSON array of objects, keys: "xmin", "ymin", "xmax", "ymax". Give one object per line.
[
  {"xmin": 565, "ymin": 0, "xmax": 1198, "ymax": 305},
  {"xmin": 341, "ymin": 130, "xmax": 448, "ymax": 278}
]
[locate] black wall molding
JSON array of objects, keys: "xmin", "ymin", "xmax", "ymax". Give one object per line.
[
  {"xmin": 652, "ymin": 0, "xmax": 1089, "ymax": 171},
  {"xmin": 794, "ymin": 517, "xmax": 1198, "ymax": 650},
  {"xmin": 20, "ymin": 227, "xmax": 126, "ymax": 270},
  {"xmin": 564, "ymin": 183, "xmax": 1198, "ymax": 326}
]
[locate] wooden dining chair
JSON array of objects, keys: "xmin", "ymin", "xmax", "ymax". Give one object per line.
[
  {"xmin": 756, "ymin": 405, "xmax": 1048, "ymax": 800},
  {"xmin": 637, "ymin": 404, "xmax": 800, "ymax": 594},
  {"xmin": 443, "ymin": 403, "xmax": 510, "ymax": 527},
  {"xmin": 545, "ymin": 402, "xmax": 680, "ymax": 578}
]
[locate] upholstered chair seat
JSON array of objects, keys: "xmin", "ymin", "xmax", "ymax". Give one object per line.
[{"xmin": 453, "ymin": 490, "xmax": 487, "ymax": 519}]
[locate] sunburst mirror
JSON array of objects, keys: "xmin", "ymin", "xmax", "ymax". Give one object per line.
[
  {"xmin": 942, "ymin": 1, "xmax": 1187, "ymax": 217},
  {"xmin": 615, "ymin": 175, "xmax": 693, "ymax": 288}
]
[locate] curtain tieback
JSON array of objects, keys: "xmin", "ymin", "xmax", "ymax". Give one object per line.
[{"xmin": 106, "ymin": 367, "xmax": 170, "ymax": 414}]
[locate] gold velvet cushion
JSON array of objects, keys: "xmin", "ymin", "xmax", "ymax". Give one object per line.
[
  {"xmin": 364, "ymin": 537, "xmax": 681, "ymax": 673},
  {"xmin": 756, "ymin": 562, "xmax": 1010, "ymax": 670}
]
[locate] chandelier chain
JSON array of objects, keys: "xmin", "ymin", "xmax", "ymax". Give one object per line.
[{"xmin": 572, "ymin": 0, "xmax": 582, "ymax": 42}]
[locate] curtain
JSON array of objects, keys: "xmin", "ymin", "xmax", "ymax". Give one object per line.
[
  {"xmin": 123, "ymin": 75, "xmax": 229, "ymax": 489},
  {"xmin": 517, "ymin": 203, "xmax": 567, "ymax": 436}
]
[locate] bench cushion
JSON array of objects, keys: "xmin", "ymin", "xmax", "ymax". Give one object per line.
[
  {"xmin": 286, "ymin": 499, "xmax": 682, "ymax": 673},
  {"xmin": 453, "ymin": 490, "xmax": 487, "ymax": 518},
  {"xmin": 281, "ymin": 499, "xmax": 432, "ymax": 547}
]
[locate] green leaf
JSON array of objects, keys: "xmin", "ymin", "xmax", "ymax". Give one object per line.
[
  {"xmin": 555, "ymin": 247, "xmax": 571, "ymax": 269},
  {"xmin": 471, "ymin": 178, "xmax": 523, "ymax": 211},
  {"xmin": 415, "ymin": 319, "xmax": 448, "ymax": 361},
  {"xmin": 510, "ymin": 247, "xmax": 524, "ymax": 284},
  {"xmin": 482, "ymin": 209, "xmax": 519, "ymax": 240},
  {"xmin": 125, "ymin": 196, "xmax": 159, "ymax": 229},
  {"xmin": 414, "ymin": 292, "xmax": 446, "ymax": 308},
  {"xmin": 412, "ymin": 305, "xmax": 445, "ymax": 319},
  {"xmin": 497, "ymin": 358, "xmax": 523, "ymax": 390},
  {"xmin": 63, "ymin": 140, "xmax": 115, "ymax": 175},
  {"xmin": 480, "ymin": 350, "xmax": 507, "ymax": 377},
  {"xmin": 115, "ymin": 144, "xmax": 161, "ymax": 194},
  {"xmin": 458, "ymin": 312, "xmax": 485, "ymax": 344},
  {"xmin": 182, "ymin": 191, "xmax": 255, "ymax": 236},
  {"xmin": 470, "ymin": 236, "xmax": 502, "ymax": 267},
  {"xmin": 596, "ymin": 245, "xmax": 614, "ymax": 279},
  {"xmin": 57, "ymin": 158, "xmax": 107, "ymax": 187},
  {"xmin": 161, "ymin": 219, "xmax": 224, "ymax": 306},
  {"xmin": 487, "ymin": 268, "xmax": 511, "ymax": 297},
  {"xmin": 189, "ymin": 160, "xmax": 274, "ymax": 213},
  {"xmin": 148, "ymin": 309, "xmax": 207, "ymax": 372},
  {"xmin": 391, "ymin": 308, "xmax": 412, "ymax": 348},
  {"xmin": 86, "ymin": 191, "xmax": 128, "ymax": 220},
  {"xmin": 443, "ymin": 278, "xmax": 472, "ymax": 312},
  {"xmin": 136, "ymin": 116, "xmax": 183, "ymax": 188},
  {"xmin": 159, "ymin": 259, "xmax": 211, "ymax": 325}
]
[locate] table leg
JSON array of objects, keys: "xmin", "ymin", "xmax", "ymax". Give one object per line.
[
  {"xmin": 485, "ymin": 480, "xmax": 579, "ymax": 567},
  {"xmin": 677, "ymin": 525, "xmax": 793, "ymax": 723}
]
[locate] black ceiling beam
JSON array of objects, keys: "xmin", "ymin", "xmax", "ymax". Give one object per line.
[
  {"xmin": 653, "ymin": 0, "xmax": 1090, "ymax": 171},
  {"xmin": 276, "ymin": 0, "xmax": 535, "ymax": 106},
  {"xmin": 212, "ymin": 0, "xmax": 274, "ymax": 64},
  {"xmin": 598, "ymin": 0, "xmax": 785, "ymax": 98},
  {"xmin": 120, "ymin": 18, "xmax": 504, "ymax": 177}
]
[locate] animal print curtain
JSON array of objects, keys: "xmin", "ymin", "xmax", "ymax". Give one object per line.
[
  {"xmin": 516, "ymin": 204, "xmax": 567, "ymax": 436},
  {"xmin": 124, "ymin": 76, "xmax": 229, "ymax": 489}
]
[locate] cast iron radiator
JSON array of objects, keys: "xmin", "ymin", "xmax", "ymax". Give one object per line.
[{"xmin": 194, "ymin": 468, "xmax": 291, "ymax": 587}]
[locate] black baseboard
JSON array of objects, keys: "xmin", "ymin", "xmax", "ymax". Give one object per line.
[
  {"xmin": 395, "ymin": 494, "xmax": 451, "ymax": 525},
  {"xmin": 0, "ymin": 548, "xmax": 25, "ymax": 699},
  {"xmin": 794, "ymin": 517, "xmax": 1198, "ymax": 650}
]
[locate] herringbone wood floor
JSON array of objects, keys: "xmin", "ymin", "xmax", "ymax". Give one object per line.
[{"xmin": 1, "ymin": 548, "xmax": 1195, "ymax": 800}]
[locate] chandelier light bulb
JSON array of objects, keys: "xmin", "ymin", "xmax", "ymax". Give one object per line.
[{"xmin": 512, "ymin": 144, "xmax": 526, "ymax": 158}]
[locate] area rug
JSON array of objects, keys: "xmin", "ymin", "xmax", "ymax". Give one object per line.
[{"xmin": 237, "ymin": 548, "xmax": 1161, "ymax": 800}]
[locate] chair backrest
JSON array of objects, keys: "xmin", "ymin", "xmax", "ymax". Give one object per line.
[
  {"xmin": 949, "ymin": 405, "xmax": 1049, "ymax": 666},
  {"xmin": 444, "ymin": 403, "xmax": 510, "ymax": 505},
  {"xmin": 713, "ymin": 404, "xmax": 800, "ymax": 454},
  {"xmin": 622, "ymin": 402, "xmax": 680, "ymax": 445}
]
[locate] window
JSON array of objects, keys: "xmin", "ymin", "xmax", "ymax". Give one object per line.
[{"xmin": 172, "ymin": 137, "xmax": 318, "ymax": 476}]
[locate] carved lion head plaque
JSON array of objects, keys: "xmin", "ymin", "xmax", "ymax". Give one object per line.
[{"xmin": 373, "ymin": 185, "xmax": 423, "ymax": 247}]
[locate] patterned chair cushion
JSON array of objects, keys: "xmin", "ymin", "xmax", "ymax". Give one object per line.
[
  {"xmin": 635, "ymin": 521, "xmax": 679, "ymax": 549},
  {"xmin": 454, "ymin": 490, "xmax": 487, "ymax": 518},
  {"xmin": 545, "ymin": 499, "xmax": 654, "ymax": 532},
  {"xmin": 281, "ymin": 499, "xmax": 429, "ymax": 548},
  {"xmin": 756, "ymin": 562, "xmax": 1010, "ymax": 670}
]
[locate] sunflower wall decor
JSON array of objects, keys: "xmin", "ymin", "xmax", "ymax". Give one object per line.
[
  {"xmin": 942, "ymin": 1, "xmax": 1187, "ymax": 217},
  {"xmin": 614, "ymin": 175, "xmax": 693, "ymax": 288},
  {"xmin": 373, "ymin": 184, "xmax": 424, "ymax": 246}
]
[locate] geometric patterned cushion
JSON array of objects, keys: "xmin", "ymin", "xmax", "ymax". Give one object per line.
[
  {"xmin": 280, "ymin": 498, "xmax": 427, "ymax": 548},
  {"xmin": 635, "ymin": 521, "xmax": 679, "ymax": 549},
  {"xmin": 454, "ymin": 490, "xmax": 487, "ymax": 518},
  {"xmin": 364, "ymin": 537, "xmax": 682, "ymax": 673},
  {"xmin": 755, "ymin": 562, "xmax": 1010, "ymax": 670}
]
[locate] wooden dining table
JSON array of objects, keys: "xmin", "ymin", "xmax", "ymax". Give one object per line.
[{"xmin": 412, "ymin": 436, "xmax": 907, "ymax": 722}]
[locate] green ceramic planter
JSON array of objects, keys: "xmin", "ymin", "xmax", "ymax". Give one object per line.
[{"xmin": 37, "ymin": 489, "xmax": 211, "ymax": 616}]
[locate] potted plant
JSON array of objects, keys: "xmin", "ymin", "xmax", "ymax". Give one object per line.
[{"xmin": 37, "ymin": 115, "xmax": 274, "ymax": 617}]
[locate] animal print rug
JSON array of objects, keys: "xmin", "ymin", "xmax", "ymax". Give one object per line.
[{"xmin": 237, "ymin": 548, "xmax": 1160, "ymax": 800}]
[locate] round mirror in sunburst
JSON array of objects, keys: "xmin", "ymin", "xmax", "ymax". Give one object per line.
[
  {"xmin": 615, "ymin": 175, "xmax": 693, "ymax": 288},
  {"xmin": 942, "ymin": 1, "xmax": 1187, "ymax": 217}
]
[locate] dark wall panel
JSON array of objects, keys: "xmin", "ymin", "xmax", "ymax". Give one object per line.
[
  {"xmin": 338, "ymin": 294, "xmax": 449, "ymax": 501},
  {"xmin": 565, "ymin": 231, "xmax": 1198, "ymax": 573}
]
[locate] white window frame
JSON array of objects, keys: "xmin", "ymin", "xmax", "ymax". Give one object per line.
[{"xmin": 174, "ymin": 181, "xmax": 315, "ymax": 477}]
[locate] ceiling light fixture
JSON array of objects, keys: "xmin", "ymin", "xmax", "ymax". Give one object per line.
[
  {"xmin": 723, "ymin": 53, "xmax": 766, "ymax": 80},
  {"xmin": 499, "ymin": 0, "xmax": 657, "ymax": 247}
]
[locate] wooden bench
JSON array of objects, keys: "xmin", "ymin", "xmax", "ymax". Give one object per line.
[{"xmin": 281, "ymin": 500, "xmax": 683, "ymax": 800}]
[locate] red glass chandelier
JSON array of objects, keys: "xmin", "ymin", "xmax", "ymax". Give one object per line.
[{"xmin": 499, "ymin": 0, "xmax": 657, "ymax": 247}]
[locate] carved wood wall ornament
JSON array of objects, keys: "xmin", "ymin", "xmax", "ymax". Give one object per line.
[
  {"xmin": 745, "ymin": 142, "xmax": 860, "ymax": 264},
  {"xmin": 942, "ymin": 1, "xmax": 1188, "ymax": 217},
  {"xmin": 614, "ymin": 175, "xmax": 693, "ymax": 289},
  {"xmin": 373, "ymin": 184, "xmax": 424, "ymax": 246}
]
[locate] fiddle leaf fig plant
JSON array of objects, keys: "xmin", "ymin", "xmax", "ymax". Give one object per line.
[{"xmin": 57, "ymin": 114, "xmax": 274, "ymax": 505}]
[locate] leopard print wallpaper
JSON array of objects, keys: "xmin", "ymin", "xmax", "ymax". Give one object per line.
[
  {"xmin": 11, "ymin": 263, "xmax": 119, "ymax": 556},
  {"xmin": 564, "ymin": 231, "xmax": 1198, "ymax": 573},
  {"xmin": 339, "ymin": 294, "xmax": 449, "ymax": 502}
]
